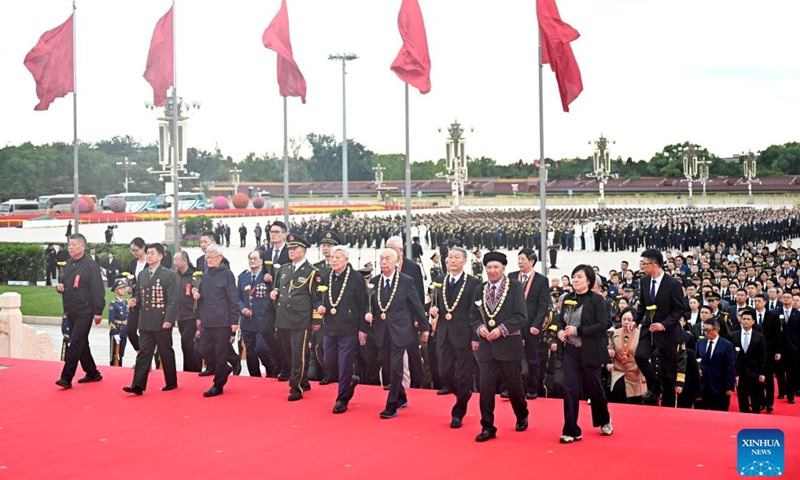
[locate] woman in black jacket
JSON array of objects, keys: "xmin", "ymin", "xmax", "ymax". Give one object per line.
[{"xmin": 556, "ymin": 264, "xmax": 613, "ymax": 443}]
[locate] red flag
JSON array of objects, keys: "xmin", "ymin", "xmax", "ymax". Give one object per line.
[
  {"xmin": 143, "ymin": 6, "xmax": 174, "ymax": 107},
  {"xmin": 390, "ymin": 0, "xmax": 431, "ymax": 94},
  {"xmin": 24, "ymin": 14, "xmax": 74, "ymax": 111},
  {"xmin": 262, "ymin": 0, "xmax": 307, "ymax": 103},
  {"xmin": 537, "ymin": 0, "xmax": 583, "ymax": 112}
]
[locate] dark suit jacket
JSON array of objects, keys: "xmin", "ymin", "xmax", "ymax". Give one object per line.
[
  {"xmin": 320, "ymin": 264, "xmax": 368, "ymax": 337},
  {"xmin": 196, "ymin": 253, "xmax": 230, "ymax": 272},
  {"xmin": 135, "ymin": 264, "xmax": 179, "ymax": 331},
  {"xmin": 432, "ymin": 273, "xmax": 481, "ymax": 348},
  {"xmin": 633, "ymin": 273, "xmax": 685, "ymax": 347},
  {"xmin": 399, "ymin": 257, "xmax": 425, "ymax": 306},
  {"xmin": 556, "ymin": 292, "xmax": 610, "ymax": 367},
  {"xmin": 731, "ymin": 329, "xmax": 767, "ymax": 378},
  {"xmin": 469, "ymin": 278, "xmax": 528, "ymax": 362},
  {"xmin": 727, "ymin": 304, "xmax": 749, "ymax": 322},
  {"xmin": 369, "ymin": 272, "xmax": 428, "ymax": 348},
  {"xmin": 697, "ymin": 337, "xmax": 735, "ymax": 394},
  {"xmin": 508, "ymin": 270, "xmax": 551, "ymax": 331},
  {"xmin": 263, "ymin": 244, "xmax": 291, "ymax": 266}
]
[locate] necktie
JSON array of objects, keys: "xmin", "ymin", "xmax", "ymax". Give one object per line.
[
  {"xmin": 384, "ymin": 278, "xmax": 391, "ymax": 293},
  {"xmin": 650, "ymin": 279, "xmax": 656, "ymax": 300},
  {"xmin": 273, "ymin": 249, "xmax": 279, "ymax": 264},
  {"xmin": 758, "ymin": 313, "xmax": 763, "ymax": 326},
  {"xmin": 706, "ymin": 340, "xmax": 714, "ymax": 360},
  {"xmin": 450, "ymin": 276, "xmax": 455, "ymax": 287},
  {"xmin": 489, "ymin": 285, "xmax": 497, "ymax": 309},
  {"xmin": 743, "ymin": 331, "xmax": 750, "ymax": 353},
  {"xmin": 521, "ymin": 274, "xmax": 528, "ymax": 284},
  {"xmin": 251, "ymin": 274, "xmax": 257, "ymax": 285}
]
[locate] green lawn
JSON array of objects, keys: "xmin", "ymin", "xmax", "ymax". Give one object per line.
[{"xmin": 0, "ymin": 285, "xmax": 117, "ymax": 318}]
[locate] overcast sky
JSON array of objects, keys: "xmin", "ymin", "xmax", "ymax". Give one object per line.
[{"xmin": 2, "ymin": 0, "xmax": 799, "ymax": 166}]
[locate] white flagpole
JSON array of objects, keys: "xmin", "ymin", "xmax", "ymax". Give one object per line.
[
  {"xmin": 171, "ymin": 0, "xmax": 181, "ymax": 253},
  {"xmin": 404, "ymin": 83, "xmax": 412, "ymax": 259},
  {"xmin": 538, "ymin": 28, "xmax": 548, "ymax": 276},
  {"xmin": 72, "ymin": 0, "xmax": 79, "ymax": 233},
  {"xmin": 283, "ymin": 96, "xmax": 290, "ymax": 226}
]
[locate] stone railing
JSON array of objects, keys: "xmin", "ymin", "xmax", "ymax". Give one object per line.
[{"xmin": 0, "ymin": 292, "xmax": 58, "ymax": 361}]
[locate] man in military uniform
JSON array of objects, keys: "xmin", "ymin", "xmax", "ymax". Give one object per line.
[
  {"xmin": 108, "ymin": 279, "xmax": 129, "ymax": 367},
  {"xmin": 268, "ymin": 234, "xmax": 323, "ymax": 401},
  {"xmin": 472, "ymin": 249, "xmax": 484, "ymax": 280},
  {"xmin": 123, "ymin": 243, "xmax": 179, "ymax": 395}
]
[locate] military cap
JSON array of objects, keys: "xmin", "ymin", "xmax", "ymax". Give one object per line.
[
  {"xmin": 320, "ymin": 230, "xmax": 341, "ymax": 246},
  {"xmin": 358, "ymin": 267, "xmax": 373, "ymax": 277},
  {"xmin": 113, "ymin": 279, "xmax": 128, "ymax": 291},
  {"xmin": 622, "ymin": 285, "xmax": 635, "ymax": 292},
  {"xmin": 430, "ymin": 252, "xmax": 439, "ymax": 260},
  {"xmin": 483, "ymin": 251, "xmax": 507, "ymax": 266},
  {"xmin": 286, "ymin": 233, "xmax": 310, "ymax": 249},
  {"xmin": 705, "ymin": 291, "xmax": 721, "ymax": 301}
]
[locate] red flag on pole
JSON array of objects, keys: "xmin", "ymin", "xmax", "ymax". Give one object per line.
[
  {"xmin": 262, "ymin": 0, "xmax": 307, "ymax": 103},
  {"xmin": 144, "ymin": 6, "xmax": 174, "ymax": 107},
  {"xmin": 24, "ymin": 14, "xmax": 74, "ymax": 111},
  {"xmin": 390, "ymin": 0, "xmax": 431, "ymax": 94},
  {"xmin": 537, "ymin": 0, "xmax": 582, "ymax": 112}
]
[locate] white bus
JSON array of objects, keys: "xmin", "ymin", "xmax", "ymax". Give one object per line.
[
  {"xmin": 102, "ymin": 193, "xmax": 158, "ymax": 213},
  {"xmin": 156, "ymin": 192, "xmax": 207, "ymax": 211},
  {"xmin": 46, "ymin": 194, "xmax": 99, "ymax": 213},
  {"xmin": 0, "ymin": 199, "xmax": 42, "ymax": 215}
]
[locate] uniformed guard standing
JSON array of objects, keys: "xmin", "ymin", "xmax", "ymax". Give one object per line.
[
  {"xmin": 472, "ymin": 249, "xmax": 484, "ymax": 280},
  {"xmin": 269, "ymin": 234, "xmax": 323, "ymax": 401},
  {"xmin": 108, "ymin": 279, "xmax": 129, "ymax": 367}
]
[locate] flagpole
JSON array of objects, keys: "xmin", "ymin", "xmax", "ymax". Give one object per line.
[
  {"xmin": 72, "ymin": 0, "xmax": 79, "ymax": 234},
  {"xmin": 404, "ymin": 83, "xmax": 412, "ymax": 260},
  {"xmin": 283, "ymin": 96, "xmax": 290, "ymax": 226},
  {"xmin": 171, "ymin": 0, "xmax": 181, "ymax": 253},
  {"xmin": 538, "ymin": 28, "xmax": 548, "ymax": 276}
]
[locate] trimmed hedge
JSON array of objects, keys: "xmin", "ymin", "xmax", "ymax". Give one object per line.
[{"xmin": 0, "ymin": 243, "xmax": 45, "ymax": 283}]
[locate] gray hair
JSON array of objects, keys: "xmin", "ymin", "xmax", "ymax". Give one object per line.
[
  {"xmin": 207, "ymin": 244, "xmax": 224, "ymax": 257},
  {"xmin": 386, "ymin": 236, "xmax": 403, "ymax": 249},
  {"xmin": 331, "ymin": 245, "xmax": 350, "ymax": 259},
  {"xmin": 448, "ymin": 246, "xmax": 467, "ymax": 260}
]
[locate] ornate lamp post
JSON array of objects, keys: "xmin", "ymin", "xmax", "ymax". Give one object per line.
[
  {"xmin": 115, "ymin": 156, "xmax": 137, "ymax": 193},
  {"xmin": 229, "ymin": 167, "xmax": 242, "ymax": 197},
  {"xmin": 329, "ymin": 53, "xmax": 358, "ymax": 206},
  {"xmin": 676, "ymin": 144, "xmax": 699, "ymax": 207},
  {"xmin": 436, "ymin": 120, "xmax": 471, "ymax": 210},
  {"xmin": 372, "ymin": 164, "xmax": 385, "ymax": 200},
  {"xmin": 586, "ymin": 134, "xmax": 614, "ymax": 209},
  {"xmin": 697, "ymin": 159, "xmax": 712, "ymax": 198},
  {"xmin": 741, "ymin": 150, "xmax": 759, "ymax": 204}
]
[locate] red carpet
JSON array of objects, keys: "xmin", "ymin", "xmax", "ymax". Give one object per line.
[{"xmin": 1, "ymin": 357, "xmax": 799, "ymax": 479}]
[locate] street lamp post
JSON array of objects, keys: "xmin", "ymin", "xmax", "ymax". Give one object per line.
[
  {"xmin": 328, "ymin": 53, "xmax": 358, "ymax": 206},
  {"xmin": 741, "ymin": 150, "xmax": 759, "ymax": 204},
  {"xmin": 587, "ymin": 134, "xmax": 614, "ymax": 209},
  {"xmin": 229, "ymin": 168, "xmax": 242, "ymax": 197},
  {"xmin": 372, "ymin": 164, "xmax": 385, "ymax": 200},
  {"xmin": 437, "ymin": 120, "xmax": 471, "ymax": 210},
  {"xmin": 678, "ymin": 144, "xmax": 699, "ymax": 207},
  {"xmin": 697, "ymin": 159, "xmax": 712, "ymax": 198},
  {"xmin": 115, "ymin": 156, "xmax": 137, "ymax": 193}
]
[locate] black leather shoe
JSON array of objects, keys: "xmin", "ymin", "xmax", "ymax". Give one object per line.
[
  {"xmin": 55, "ymin": 379, "xmax": 72, "ymax": 389},
  {"xmin": 500, "ymin": 391, "xmax": 509, "ymax": 399},
  {"xmin": 320, "ymin": 378, "xmax": 333, "ymax": 385},
  {"xmin": 475, "ymin": 430, "xmax": 496, "ymax": 442},
  {"xmin": 767, "ymin": 406, "xmax": 774, "ymax": 413},
  {"xmin": 383, "ymin": 384, "xmax": 391, "ymax": 391},
  {"xmin": 203, "ymin": 386, "xmax": 223, "ymax": 397},
  {"xmin": 789, "ymin": 398, "xmax": 796, "ymax": 404},
  {"xmin": 232, "ymin": 362, "xmax": 242, "ymax": 376},
  {"xmin": 777, "ymin": 394, "xmax": 785, "ymax": 400},
  {"xmin": 642, "ymin": 385, "xmax": 662, "ymax": 402},
  {"xmin": 277, "ymin": 374, "xmax": 291, "ymax": 382},
  {"xmin": 123, "ymin": 385, "xmax": 143, "ymax": 395},
  {"xmin": 379, "ymin": 409, "xmax": 398, "ymax": 419},
  {"xmin": 77, "ymin": 373, "xmax": 103, "ymax": 384},
  {"xmin": 526, "ymin": 393, "xmax": 538, "ymax": 400},
  {"xmin": 333, "ymin": 401, "xmax": 347, "ymax": 414},
  {"xmin": 450, "ymin": 417, "xmax": 462, "ymax": 429},
  {"xmin": 198, "ymin": 370, "xmax": 214, "ymax": 377},
  {"xmin": 288, "ymin": 392, "xmax": 303, "ymax": 402},
  {"xmin": 161, "ymin": 385, "xmax": 177, "ymax": 391},
  {"xmin": 437, "ymin": 387, "xmax": 453, "ymax": 396},
  {"xmin": 516, "ymin": 417, "xmax": 529, "ymax": 432}
]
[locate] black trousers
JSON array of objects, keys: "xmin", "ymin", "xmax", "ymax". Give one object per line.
[
  {"xmin": 407, "ymin": 338, "xmax": 424, "ymax": 389},
  {"xmin": 242, "ymin": 331, "xmax": 275, "ymax": 377},
  {"xmin": 132, "ymin": 328, "xmax": 177, "ymax": 390},
  {"xmin": 477, "ymin": 358, "xmax": 528, "ymax": 432},
  {"xmin": 178, "ymin": 320, "xmax": 201, "ymax": 372},
  {"xmin": 127, "ymin": 307, "xmax": 141, "ymax": 352},
  {"xmin": 635, "ymin": 335, "xmax": 677, "ymax": 407},
  {"xmin": 200, "ymin": 327, "xmax": 233, "ymax": 389},
  {"xmin": 277, "ymin": 328, "xmax": 311, "ymax": 396},
  {"xmin": 437, "ymin": 341, "xmax": 474, "ymax": 419},
  {"xmin": 786, "ymin": 354, "xmax": 799, "ymax": 401},
  {"xmin": 562, "ymin": 345, "xmax": 610, "ymax": 437},
  {"xmin": 323, "ymin": 334, "xmax": 359, "ymax": 403},
  {"xmin": 698, "ymin": 387, "xmax": 731, "ymax": 411},
  {"xmin": 522, "ymin": 330, "xmax": 541, "ymax": 395},
  {"xmin": 765, "ymin": 358, "xmax": 785, "ymax": 406},
  {"xmin": 737, "ymin": 376, "xmax": 762, "ymax": 413},
  {"xmin": 383, "ymin": 340, "xmax": 413, "ymax": 411},
  {"xmin": 59, "ymin": 314, "xmax": 98, "ymax": 382},
  {"xmin": 261, "ymin": 317, "xmax": 287, "ymax": 376}
]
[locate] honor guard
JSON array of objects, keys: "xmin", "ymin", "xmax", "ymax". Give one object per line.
[
  {"xmin": 108, "ymin": 279, "xmax": 129, "ymax": 367},
  {"xmin": 471, "ymin": 249, "xmax": 484, "ymax": 280}
]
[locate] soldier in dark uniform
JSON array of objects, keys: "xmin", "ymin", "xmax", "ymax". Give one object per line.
[
  {"xmin": 237, "ymin": 250, "xmax": 277, "ymax": 377},
  {"xmin": 108, "ymin": 279, "xmax": 129, "ymax": 367},
  {"xmin": 122, "ymin": 243, "xmax": 179, "ymax": 395},
  {"xmin": 469, "ymin": 251, "xmax": 529, "ymax": 442},
  {"xmin": 430, "ymin": 252, "xmax": 444, "ymax": 281},
  {"xmin": 268, "ymin": 234, "xmax": 323, "ymax": 401},
  {"xmin": 471, "ymin": 249, "xmax": 484, "ymax": 280}
]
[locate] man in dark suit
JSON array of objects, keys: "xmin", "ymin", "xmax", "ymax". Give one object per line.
[
  {"xmin": 697, "ymin": 318, "xmax": 736, "ymax": 411},
  {"xmin": 777, "ymin": 293, "xmax": 800, "ymax": 404},
  {"xmin": 633, "ymin": 249, "xmax": 686, "ymax": 407},
  {"xmin": 508, "ymin": 248, "xmax": 551, "ymax": 399},
  {"xmin": 429, "ymin": 246, "xmax": 481, "ymax": 428},
  {"xmin": 364, "ymin": 248, "xmax": 429, "ymax": 419},
  {"xmin": 386, "ymin": 236, "xmax": 426, "ymax": 389},
  {"xmin": 469, "ymin": 251, "xmax": 529, "ymax": 443},
  {"xmin": 763, "ymin": 293, "xmax": 790, "ymax": 410},
  {"xmin": 268, "ymin": 234, "xmax": 322, "ymax": 401},
  {"xmin": 732, "ymin": 309, "xmax": 767, "ymax": 413},
  {"xmin": 104, "ymin": 252, "xmax": 119, "ymax": 290},
  {"xmin": 259, "ymin": 221, "xmax": 291, "ymax": 378},
  {"xmin": 260, "ymin": 220, "xmax": 290, "ymax": 270}
]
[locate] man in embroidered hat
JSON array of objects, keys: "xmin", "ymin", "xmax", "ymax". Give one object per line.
[
  {"xmin": 469, "ymin": 251, "xmax": 529, "ymax": 442},
  {"xmin": 268, "ymin": 233, "xmax": 323, "ymax": 401}
]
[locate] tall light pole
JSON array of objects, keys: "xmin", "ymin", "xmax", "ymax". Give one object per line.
[
  {"xmin": 329, "ymin": 53, "xmax": 358, "ymax": 206},
  {"xmin": 229, "ymin": 167, "xmax": 242, "ymax": 197},
  {"xmin": 697, "ymin": 159, "xmax": 712, "ymax": 198},
  {"xmin": 436, "ymin": 120, "xmax": 471, "ymax": 210},
  {"xmin": 115, "ymin": 156, "xmax": 137, "ymax": 193},
  {"xmin": 586, "ymin": 134, "xmax": 614, "ymax": 209},
  {"xmin": 677, "ymin": 144, "xmax": 699, "ymax": 207},
  {"xmin": 373, "ymin": 163, "xmax": 385, "ymax": 200},
  {"xmin": 741, "ymin": 150, "xmax": 759, "ymax": 204}
]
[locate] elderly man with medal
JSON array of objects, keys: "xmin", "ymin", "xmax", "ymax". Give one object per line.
[
  {"xmin": 468, "ymin": 251, "xmax": 529, "ymax": 442},
  {"xmin": 429, "ymin": 246, "xmax": 481, "ymax": 429},
  {"xmin": 238, "ymin": 250, "xmax": 278, "ymax": 377},
  {"xmin": 364, "ymin": 248, "xmax": 429, "ymax": 419},
  {"xmin": 316, "ymin": 245, "xmax": 369, "ymax": 414}
]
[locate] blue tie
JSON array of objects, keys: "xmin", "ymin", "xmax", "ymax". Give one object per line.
[
  {"xmin": 273, "ymin": 249, "xmax": 279, "ymax": 264},
  {"xmin": 650, "ymin": 279, "xmax": 656, "ymax": 300}
]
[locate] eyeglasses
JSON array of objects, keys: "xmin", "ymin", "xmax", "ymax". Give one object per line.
[
  {"xmin": 269, "ymin": 230, "xmax": 283, "ymax": 234},
  {"xmin": 641, "ymin": 262, "xmax": 655, "ymax": 266},
  {"xmin": 130, "ymin": 247, "xmax": 140, "ymax": 253},
  {"xmin": 206, "ymin": 255, "xmax": 222, "ymax": 261}
]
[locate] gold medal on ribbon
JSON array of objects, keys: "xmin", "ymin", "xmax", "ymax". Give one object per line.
[
  {"xmin": 381, "ymin": 313, "xmax": 387, "ymax": 320},
  {"xmin": 488, "ymin": 320, "xmax": 496, "ymax": 327},
  {"xmin": 445, "ymin": 313, "xmax": 452, "ymax": 321},
  {"xmin": 330, "ymin": 307, "xmax": 337, "ymax": 315}
]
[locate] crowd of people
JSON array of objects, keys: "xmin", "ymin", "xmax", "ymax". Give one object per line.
[{"xmin": 52, "ymin": 205, "xmax": 800, "ymax": 443}]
